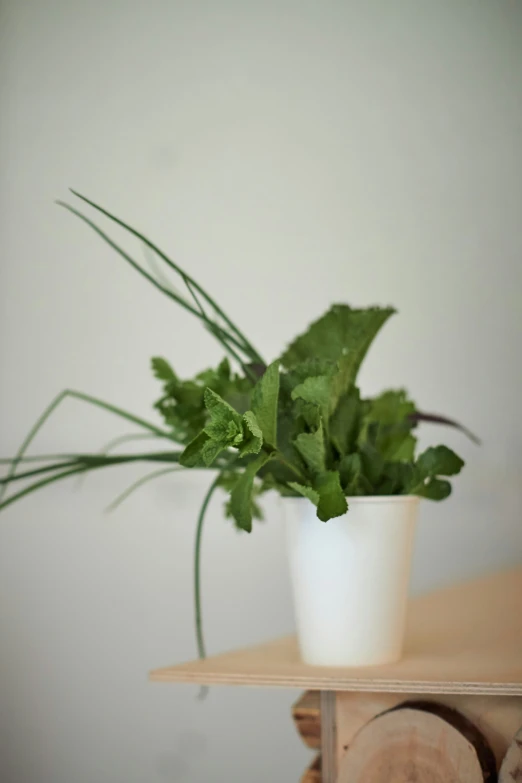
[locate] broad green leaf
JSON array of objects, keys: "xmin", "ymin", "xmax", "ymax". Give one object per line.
[
  {"xmin": 285, "ymin": 358, "xmax": 337, "ymax": 386},
  {"xmin": 230, "ymin": 453, "xmax": 272, "ymax": 532},
  {"xmin": 416, "ymin": 445, "xmax": 464, "ymax": 478},
  {"xmin": 314, "ymin": 471, "xmax": 348, "ymax": 521},
  {"xmin": 291, "ymin": 375, "xmax": 331, "ymax": 424},
  {"xmin": 338, "ymin": 453, "xmax": 372, "ymax": 496},
  {"xmin": 287, "ymin": 482, "xmax": 319, "ymax": 506},
  {"xmin": 377, "ymin": 461, "xmax": 415, "ymax": 495},
  {"xmin": 360, "ymin": 442, "xmax": 385, "ymax": 487},
  {"xmin": 279, "ymin": 305, "xmax": 395, "ymax": 385},
  {"xmin": 151, "ymin": 357, "xmax": 177, "ymax": 382},
  {"xmin": 415, "ymin": 477, "xmax": 452, "ymax": 501},
  {"xmin": 386, "ymin": 432, "xmax": 417, "ymax": 462},
  {"xmin": 239, "ymin": 411, "xmax": 263, "ymax": 456},
  {"xmin": 251, "ymin": 361, "xmax": 280, "ymax": 448},
  {"xmin": 294, "ymin": 421, "xmax": 326, "ymax": 475},
  {"xmin": 330, "ymin": 388, "xmax": 360, "ymax": 456},
  {"xmin": 358, "ymin": 389, "xmax": 417, "ymax": 461},
  {"xmin": 292, "ymin": 398, "xmax": 321, "ymax": 429}
]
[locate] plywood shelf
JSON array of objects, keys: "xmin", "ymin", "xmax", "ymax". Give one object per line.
[{"xmin": 150, "ymin": 568, "xmax": 522, "ymax": 697}]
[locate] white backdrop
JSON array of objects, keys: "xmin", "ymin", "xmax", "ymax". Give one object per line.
[{"xmin": 1, "ymin": 1, "xmax": 521, "ymax": 781}]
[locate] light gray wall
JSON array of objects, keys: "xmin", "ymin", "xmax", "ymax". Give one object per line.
[{"xmin": 1, "ymin": 1, "xmax": 521, "ymax": 781}]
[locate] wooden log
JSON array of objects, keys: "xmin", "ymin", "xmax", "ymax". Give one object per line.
[
  {"xmin": 301, "ymin": 753, "xmax": 321, "ymax": 783},
  {"xmin": 292, "ymin": 691, "xmax": 321, "ymax": 749},
  {"xmin": 499, "ymin": 725, "xmax": 522, "ymax": 782},
  {"xmin": 337, "ymin": 700, "xmax": 497, "ymax": 783},
  {"xmin": 336, "ymin": 692, "xmax": 522, "ymax": 769}
]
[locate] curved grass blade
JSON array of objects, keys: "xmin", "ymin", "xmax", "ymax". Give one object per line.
[
  {"xmin": 101, "ymin": 432, "xmax": 167, "ymax": 453},
  {"xmin": 0, "ymin": 465, "xmax": 93, "ymax": 511},
  {"xmin": 0, "ymin": 453, "xmax": 88, "ymax": 464},
  {"xmin": 68, "ymin": 190, "xmax": 264, "ymax": 365},
  {"xmin": 58, "ymin": 201, "xmax": 255, "ymax": 370},
  {"xmin": 106, "ymin": 466, "xmax": 182, "ymax": 512},
  {"xmin": 0, "ymin": 459, "xmax": 84, "ymax": 485},
  {"xmin": 57, "ymin": 202, "xmax": 201, "ymax": 320},
  {"xmin": 0, "ymin": 450, "xmax": 186, "ymax": 487},
  {"xmin": 0, "ymin": 389, "xmax": 176, "ymax": 503},
  {"xmin": 410, "ymin": 411, "xmax": 481, "ymax": 445}
]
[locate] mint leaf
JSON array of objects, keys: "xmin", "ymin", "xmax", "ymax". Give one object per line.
[
  {"xmin": 204, "ymin": 387, "xmax": 243, "ymax": 427},
  {"xmin": 230, "ymin": 453, "xmax": 272, "ymax": 532},
  {"xmin": 287, "ymin": 482, "xmax": 319, "ymax": 506},
  {"xmin": 314, "ymin": 471, "xmax": 348, "ymax": 521},
  {"xmin": 240, "ymin": 411, "xmax": 263, "ymax": 456},
  {"xmin": 151, "ymin": 357, "xmax": 177, "ymax": 382},
  {"xmin": 280, "ymin": 305, "xmax": 395, "ymax": 383},
  {"xmin": 179, "ymin": 432, "xmax": 211, "ymax": 467},
  {"xmin": 416, "ymin": 445, "xmax": 464, "ymax": 478},
  {"xmin": 294, "ymin": 421, "xmax": 326, "ymax": 474},
  {"xmin": 203, "ymin": 388, "xmax": 244, "ymax": 449},
  {"xmin": 200, "ymin": 438, "xmax": 228, "ymax": 466},
  {"xmin": 251, "ymin": 361, "xmax": 280, "ymax": 448}
]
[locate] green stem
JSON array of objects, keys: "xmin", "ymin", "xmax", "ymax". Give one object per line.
[
  {"xmin": 67, "ymin": 191, "xmax": 265, "ymax": 365},
  {"xmin": 272, "ymin": 451, "xmax": 306, "ymax": 482},
  {"xmin": 0, "ymin": 451, "xmax": 187, "ymax": 486},
  {"xmin": 0, "ymin": 453, "xmax": 90, "ymax": 464},
  {"xmin": 194, "ymin": 474, "xmax": 222, "ymax": 660},
  {"xmin": 0, "ymin": 460, "xmax": 82, "ymax": 484}
]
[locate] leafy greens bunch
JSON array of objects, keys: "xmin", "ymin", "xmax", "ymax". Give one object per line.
[{"xmin": 0, "ymin": 192, "xmax": 476, "ymax": 658}]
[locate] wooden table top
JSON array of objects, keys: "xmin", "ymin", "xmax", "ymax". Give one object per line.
[{"xmin": 150, "ymin": 567, "xmax": 522, "ymax": 696}]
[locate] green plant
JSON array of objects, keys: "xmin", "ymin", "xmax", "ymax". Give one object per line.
[{"xmin": 0, "ymin": 192, "xmax": 477, "ymax": 658}]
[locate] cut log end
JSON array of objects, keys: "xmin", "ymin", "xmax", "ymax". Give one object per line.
[
  {"xmin": 499, "ymin": 725, "xmax": 522, "ymax": 783},
  {"xmin": 300, "ymin": 753, "xmax": 321, "ymax": 783},
  {"xmin": 338, "ymin": 701, "xmax": 497, "ymax": 783},
  {"xmin": 292, "ymin": 691, "xmax": 321, "ymax": 749}
]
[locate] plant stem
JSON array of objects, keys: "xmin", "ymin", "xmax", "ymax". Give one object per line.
[
  {"xmin": 194, "ymin": 474, "xmax": 222, "ymax": 660},
  {"xmin": 272, "ymin": 451, "xmax": 307, "ymax": 483}
]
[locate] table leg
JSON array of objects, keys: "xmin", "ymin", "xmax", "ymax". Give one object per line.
[{"xmin": 320, "ymin": 690, "xmax": 336, "ymax": 782}]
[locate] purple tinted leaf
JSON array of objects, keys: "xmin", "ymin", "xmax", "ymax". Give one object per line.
[{"xmin": 409, "ymin": 411, "xmax": 481, "ymax": 445}]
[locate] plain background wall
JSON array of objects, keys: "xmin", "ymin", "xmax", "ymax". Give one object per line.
[{"xmin": 1, "ymin": 1, "xmax": 521, "ymax": 781}]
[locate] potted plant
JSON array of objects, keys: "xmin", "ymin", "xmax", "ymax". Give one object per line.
[{"xmin": 0, "ymin": 192, "xmax": 477, "ymax": 667}]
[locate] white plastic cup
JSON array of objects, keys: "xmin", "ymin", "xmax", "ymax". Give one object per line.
[{"xmin": 285, "ymin": 496, "xmax": 419, "ymax": 667}]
